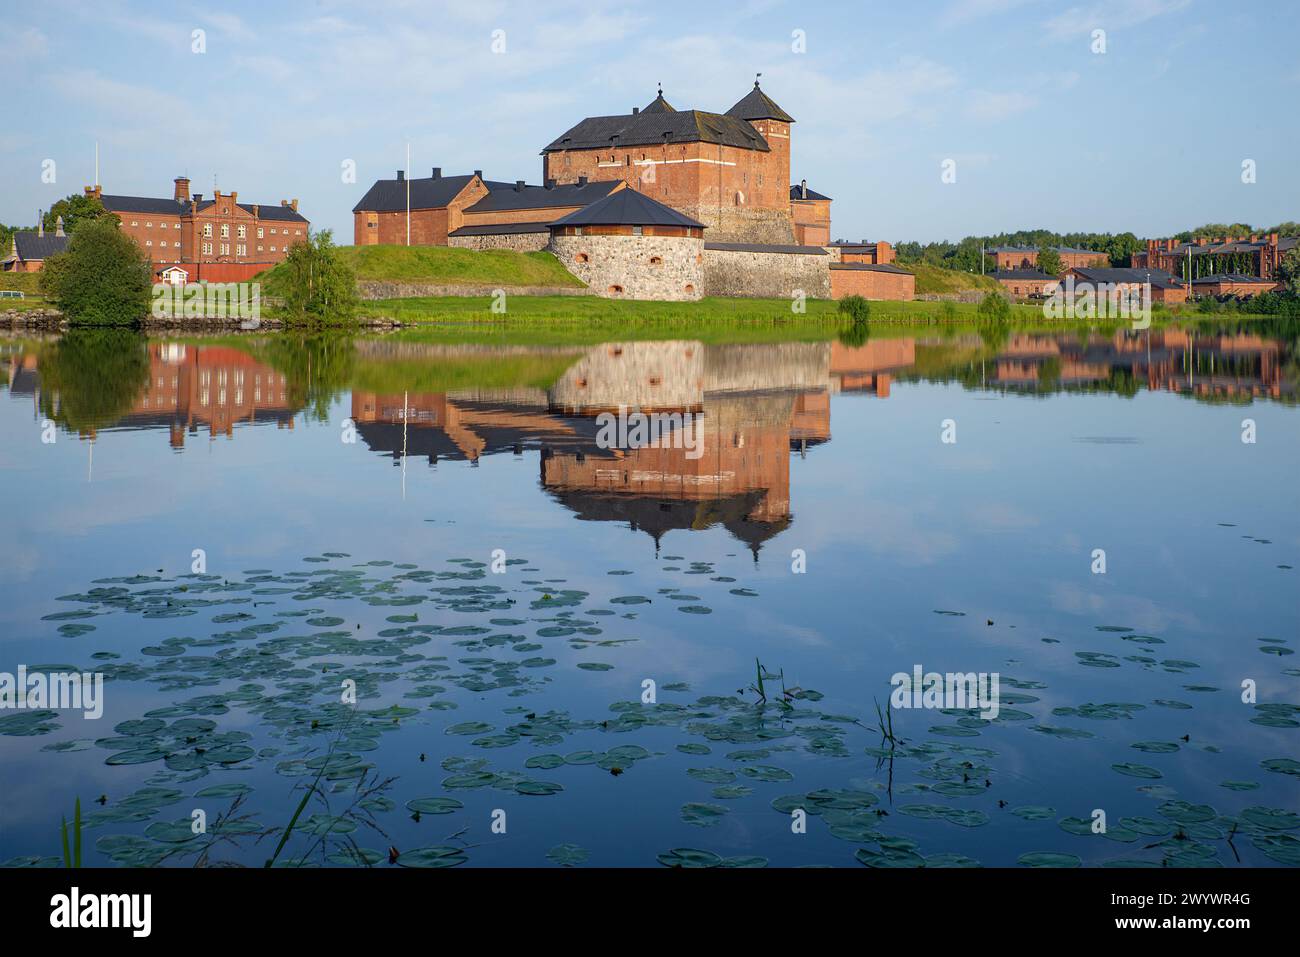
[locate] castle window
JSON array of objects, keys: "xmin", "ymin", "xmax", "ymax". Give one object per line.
[
  {"xmin": 734, "ymin": 191, "xmax": 745, "ymax": 206},
  {"xmin": 684, "ymin": 283, "xmax": 695, "ymax": 294},
  {"xmin": 607, "ymin": 284, "xmax": 624, "ymax": 296},
  {"xmin": 632, "ymin": 226, "xmax": 643, "ymax": 236},
  {"xmin": 649, "ymin": 256, "xmax": 662, "ymax": 266},
  {"xmin": 575, "ymin": 252, "xmax": 589, "ymax": 264}
]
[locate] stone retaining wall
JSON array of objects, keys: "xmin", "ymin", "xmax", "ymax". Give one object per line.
[{"xmin": 702, "ymin": 246, "xmax": 831, "ymax": 299}]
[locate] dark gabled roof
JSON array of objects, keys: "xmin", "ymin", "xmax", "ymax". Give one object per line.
[
  {"xmin": 726, "ymin": 82, "xmax": 794, "ymax": 123},
  {"xmin": 543, "ymin": 109, "xmax": 769, "ymax": 153},
  {"xmin": 549, "ymin": 188, "xmax": 704, "ymax": 229},
  {"xmin": 1071, "ymin": 267, "xmax": 1184, "ymax": 290},
  {"xmin": 13, "ymin": 232, "xmax": 69, "ymax": 261},
  {"xmin": 705, "ymin": 241, "xmax": 826, "ymax": 255},
  {"xmin": 100, "ymin": 194, "xmax": 190, "ymax": 215},
  {"xmin": 990, "ymin": 268, "xmax": 1054, "ymax": 279},
  {"xmin": 790, "ymin": 184, "xmax": 831, "ymax": 201},
  {"xmin": 448, "ymin": 222, "xmax": 552, "ymax": 237},
  {"xmin": 989, "ymin": 244, "xmax": 1103, "ymax": 256},
  {"xmin": 101, "ymin": 193, "xmax": 308, "ymax": 222},
  {"xmin": 465, "ymin": 180, "xmax": 621, "ymax": 213},
  {"xmin": 1191, "ymin": 273, "xmax": 1277, "ymax": 284},
  {"xmin": 243, "ymin": 203, "xmax": 307, "ymax": 223},
  {"xmin": 829, "ymin": 262, "xmax": 912, "ymax": 275},
  {"xmin": 642, "ymin": 91, "xmax": 675, "ymax": 114},
  {"xmin": 351, "ymin": 173, "xmax": 495, "ymax": 214}
]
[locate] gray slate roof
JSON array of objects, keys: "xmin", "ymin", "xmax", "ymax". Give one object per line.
[
  {"xmin": 352, "ymin": 174, "xmax": 510, "ymax": 214},
  {"xmin": 101, "ymin": 194, "xmax": 307, "ymax": 223},
  {"xmin": 466, "ymin": 180, "xmax": 621, "ymax": 213},
  {"xmin": 726, "ymin": 82, "xmax": 795, "ymax": 123},
  {"xmin": 1071, "ymin": 267, "xmax": 1184, "ymax": 290},
  {"xmin": 990, "ymin": 269, "xmax": 1053, "ymax": 280},
  {"xmin": 13, "ymin": 231, "xmax": 69, "ymax": 261},
  {"xmin": 550, "ymin": 189, "xmax": 704, "ymax": 229},
  {"xmin": 790, "ymin": 184, "xmax": 831, "ymax": 201},
  {"xmin": 642, "ymin": 92, "xmax": 675, "ymax": 114},
  {"xmin": 1191, "ymin": 273, "xmax": 1278, "ymax": 284},
  {"xmin": 829, "ymin": 262, "xmax": 912, "ymax": 274},
  {"xmin": 706, "ymin": 242, "xmax": 827, "ymax": 255},
  {"xmin": 448, "ymin": 222, "xmax": 551, "ymax": 237},
  {"xmin": 543, "ymin": 109, "xmax": 769, "ymax": 153}
]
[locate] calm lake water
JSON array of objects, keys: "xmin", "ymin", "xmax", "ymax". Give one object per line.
[{"xmin": 2, "ymin": 320, "xmax": 1298, "ymax": 868}]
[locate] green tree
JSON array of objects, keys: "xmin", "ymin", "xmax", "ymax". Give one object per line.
[
  {"xmin": 281, "ymin": 230, "xmax": 359, "ymax": 323},
  {"xmin": 42, "ymin": 193, "xmax": 112, "ymax": 235},
  {"xmin": 37, "ymin": 329, "xmax": 151, "ymax": 433},
  {"xmin": 1036, "ymin": 247, "xmax": 1063, "ymax": 275},
  {"xmin": 1274, "ymin": 248, "xmax": 1300, "ymax": 297},
  {"xmin": 39, "ymin": 217, "xmax": 152, "ymax": 325}
]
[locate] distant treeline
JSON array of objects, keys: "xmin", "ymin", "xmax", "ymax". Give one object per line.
[{"xmin": 895, "ymin": 223, "xmax": 1300, "ymax": 273}]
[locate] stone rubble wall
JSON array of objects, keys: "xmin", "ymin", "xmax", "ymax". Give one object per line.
[
  {"xmin": 548, "ymin": 234, "xmax": 704, "ymax": 301},
  {"xmin": 702, "ymin": 247, "xmax": 831, "ymax": 300}
]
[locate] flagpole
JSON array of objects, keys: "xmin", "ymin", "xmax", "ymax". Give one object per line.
[{"xmin": 406, "ymin": 143, "xmax": 411, "ymax": 247}]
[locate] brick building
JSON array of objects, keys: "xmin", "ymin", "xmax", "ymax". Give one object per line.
[
  {"xmin": 2, "ymin": 218, "xmax": 68, "ymax": 272},
  {"xmin": 542, "ymin": 81, "xmax": 800, "ymax": 244},
  {"xmin": 830, "ymin": 240, "xmax": 896, "ymax": 265},
  {"xmin": 990, "ymin": 268, "xmax": 1057, "ymax": 298},
  {"xmin": 990, "ymin": 245, "xmax": 1109, "ymax": 271},
  {"xmin": 1189, "ymin": 274, "xmax": 1281, "ymax": 298},
  {"xmin": 790, "ymin": 181, "xmax": 831, "ymax": 245},
  {"xmin": 828, "ymin": 263, "xmax": 914, "ymax": 300},
  {"xmin": 1133, "ymin": 233, "xmax": 1297, "ymax": 280},
  {"xmin": 1063, "ymin": 266, "xmax": 1187, "ymax": 305},
  {"xmin": 85, "ymin": 177, "xmax": 309, "ymax": 282}
]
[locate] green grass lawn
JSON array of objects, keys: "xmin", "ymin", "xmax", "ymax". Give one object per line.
[
  {"xmin": 258, "ymin": 245, "xmax": 586, "ymax": 292},
  {"xmin": 347, "ymin": 294, "xmax": 1046, "ymax": 346}
]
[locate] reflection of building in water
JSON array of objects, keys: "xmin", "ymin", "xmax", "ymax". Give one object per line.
[
  {"xmin": 1, "ymin": 342, "xmax": 300, "ymax": 444},
  {"xmin": 350, "ymin": 339, "xmax": 912, "ymax": 553},
  {"xmin": 988, "ymin": 330, "xmax": 1288, "ymax": 400},
  {"xmin": 122, "ymin": 344, "xmax": 297, "ymax": 447}
]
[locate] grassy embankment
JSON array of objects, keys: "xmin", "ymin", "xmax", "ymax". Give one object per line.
[
  {"xmin": 907, "ymin": 263, "xmax": 1002, "ymax": 296},
  {"xmin": 0, "ymin": 271, "xmax": 52, "ymax": 311}
]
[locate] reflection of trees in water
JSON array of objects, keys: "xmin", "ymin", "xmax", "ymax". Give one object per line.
[
  {"xmin": 248, "ymin": 335, "xmax": 356, "ymax": 422},
  {"xmin": 38, "ymin": 329, "xmax": 150, "ymax": 434}
]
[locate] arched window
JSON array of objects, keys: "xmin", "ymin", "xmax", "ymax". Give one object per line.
[
  {"xmin": 734, "ymin": 191, "xmax": 745, "ymax": 206},
  {"xmin": 575, "ymin": 252, "xmax": 589, "ymax": 264},
  {"xmin": 607, "ymin": 284, "xmax": 624, "ymax": 296},
  {"xmin": 684, "ymin": 283, "xmax": 696, "ymax": 295}
]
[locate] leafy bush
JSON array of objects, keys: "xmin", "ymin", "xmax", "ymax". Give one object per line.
[
  {"xmin": 976, "ymin": 290, "xmax": 1012, "ymax": 322},
  {"xmin": 837, "ymin": 294, "xmax": 871, "ymax": 323},
  {"xmin": 39, "ymin": 218, "xmax": 152, "ymax": 325},
  {"xmin": 280, "ymin": 230, "xmax": 359, "ymax": 324}
]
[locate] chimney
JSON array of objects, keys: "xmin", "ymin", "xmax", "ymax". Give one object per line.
[
  {"xmin": 577, "ymin": 175, "xmax": 588, "ymax": 187},
  {"xmin": 431, "ymin": 167, "xmax": 441, "ymax": 180},
  {"xmin": 632, "ymin": 106, "xmax": 639, "ymax": 114},
  {"xmin": 545, "ymin": 178, "xmax": 556, "ymax": 190},
  {"xmin": 396, "ymin": 170, "xmax": 405, "ymax": 181},
  {"xmin": 473, "ymin": 169, "xmax": 483, "ymax": 178},
  {"xmin": 800, "ymin": 178, "xmax": 807, "ymax": 199},
  {"xmin": 253, "ymin": 204, "xmax": 259, "ymax": 217},
  {"xmin": 193, "ymin": 193, "xmax": 203, "ymax": 204},
  {"xmin": 174, "ymin": 176, "xmax": 190, "ymax": 202},
  {"xmin": 55, "ymin": 215, "xmax": 65, "ymax": 237},
  {"xmin": 291, "ymin": 199, "xmax": 298, "ymax": 212},
  {"xmin": 37, "ymin": 212, "xmax": 44, "ymax": 238},
  {"xmin": 514, "ymin": 180, "xmax": 525, "ymax": 192},
  {"xmin": 229, "ymin": 191, "xmax": 237, "ymax": 204}
]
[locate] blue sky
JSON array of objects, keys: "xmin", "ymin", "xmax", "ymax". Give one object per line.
[{"xmin": 3, "ymin": 0, "xmax": 1297, "ymax": 243}]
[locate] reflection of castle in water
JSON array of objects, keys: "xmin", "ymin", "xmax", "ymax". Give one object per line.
[{"xmin": 350, "ymin": 339, "xmax": 912, "ymax": 553}]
